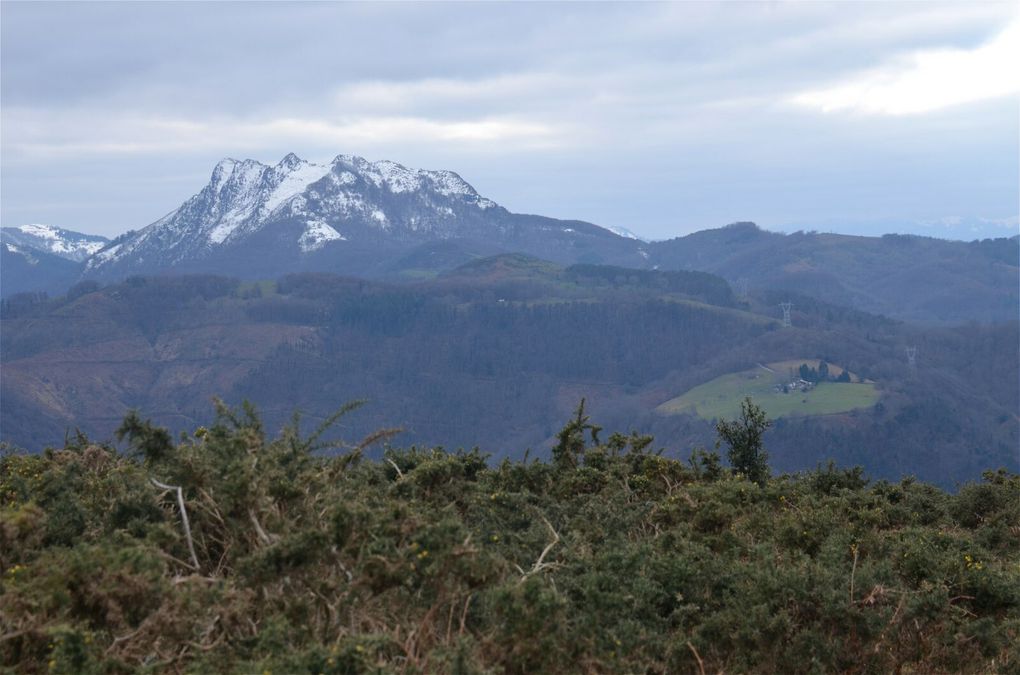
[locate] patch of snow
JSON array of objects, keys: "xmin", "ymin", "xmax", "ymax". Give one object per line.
[
  {"xmin": 371, "ymin": 209, "xmax": 387, "ymax": 224},
  {"xmin": 208, "ymin": 216, "xmax": 245, "ymax": 244},
  {"xmin": 211, "ymin": 158, "xmax": 239, "ymax": 190},
  {"xmin": 333, "ymin": 155, "xmax": 383, "ymax": 187},
  {"xmin": 638, "ymin": 249, "xmax": 649, "ymax": 259},
  {"xmin": 563, "ymin": 228, "xmax": 575, "ymax": 233},
  {"xmin": 17, "ymin": 223, "xmax": 61, "ymax": 240},
  {"xmin": 299, "ymin": 220, "xmax": 345, "ymax": 252},
  {"xmin": 425, "ymin": 170, "xmax": 474, "ymax": 197},
  {"xmin": 376, "ymin": 160, "xmax": 421, "ymax": 193},
  {"xmin": 5, "ymin": 243, "xmax": 38, "ymax": 264},
  {"xmin": 87, "ymin": 242, "xmax": 124, "ymax": 269},
  {"xmin": 4, "ymin": 223, "xmax": 109, "ymax": 260},
  {"xmin": 263, "ymin": 159, "xmax": 331, "ymax": 215},
  {"xmin": 80, "ymin": 241, "xmax": 106, "ymax": 255},
  {"xmin": 333, "ymin": 171, "xmax": 358, "ymax": 186},
  {"xmin": 206, "ymin": 159, "xmax": 270, "ymax": 244},
  {"xmin": 604, "ymin": 225, "xmax": 644, "ymax": 241},
  {"xmin": 319, "ymin": 191, "xmax": 368, "ymax": 215}
]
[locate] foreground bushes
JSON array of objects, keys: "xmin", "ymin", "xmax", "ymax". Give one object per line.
[{"xmin": 2, "ymin": 403, "xmax": 1019, "ymax": 673}]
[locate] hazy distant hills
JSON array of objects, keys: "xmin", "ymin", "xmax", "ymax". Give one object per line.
[
  {"xmin": 649, "ymin": 222, "xmax": 1019, "ymax": 324},
  {"xmin": 1, "ymin": 225, "xmax": 109, "ymax": 297},
  {"xmin": 3, "ymin": 153, "xmax": 1015, "ymax": 324},
  {"xmin": 1, "ymin": 241, "xmax": 84, "ymax": 297}
]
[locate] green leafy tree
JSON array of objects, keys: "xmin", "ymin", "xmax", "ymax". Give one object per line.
[
  {"xmin": 552, "ymin": 398, "xmax": 602, "ymax": 469},
  {"xmin": 715, "ymin": 397, "xmax": 771, "ymax": 485}
]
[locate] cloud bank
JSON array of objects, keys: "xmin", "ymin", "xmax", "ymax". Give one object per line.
[{"xmin": 2, "ymin": 2, "xmax": 1017, "ymax": 239}]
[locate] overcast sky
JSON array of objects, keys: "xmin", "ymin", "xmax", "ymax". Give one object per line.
[{"xmin": 2, "ymin": 1, "xmax": 1017, "ymax": 241}]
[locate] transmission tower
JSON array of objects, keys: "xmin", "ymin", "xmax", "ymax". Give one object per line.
[
  {"xmin": 780, "ymin": 302, "xmax": 793, "ymax": 328},
  {"xmin": 905, "ymin": 346, "xmax": 917, "ymax": 369},
  {"xmin": 736, "ymin": 278, "xmax": 749, "ymax": 300}
]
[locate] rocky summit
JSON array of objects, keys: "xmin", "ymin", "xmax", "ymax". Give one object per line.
[{"xmin": 81, "ymin": 153, "xmax": 641, "ymax": 280}]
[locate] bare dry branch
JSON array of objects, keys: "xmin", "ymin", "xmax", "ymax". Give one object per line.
[
  {"xmin": 249, "ymin": 508, "xmax": 276, "ymax": 545},
  {"xmin": 687, "ymin": 641, "xmax": 706, "ymax": 675},
  {"xmin": 386, "ymin": 458, "xmax": 405, "ymax": 480},
  {"xmin": 519, "ymin": 515, "xmax": 561, "ymax": 582},
  {"xmin": 151, "ymin": 478, "xmax": 200, "ymax": 571}
]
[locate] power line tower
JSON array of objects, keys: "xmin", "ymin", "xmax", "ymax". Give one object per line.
[
  {"xmin": 905, "ymin": 346, "xmax": 917, "ymax": 369},
  {"xmin": 780, "ymin": 302, "xmax": 793, "ymax": 328},
  {"xmin": 736, "ymin": 278, "xmax": 749, "ymax": 300}
]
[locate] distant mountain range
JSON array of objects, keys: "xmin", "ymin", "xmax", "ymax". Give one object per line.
[{"xmin": 2, "ymin": 153, "xmax": 1017, "ymax": 323}]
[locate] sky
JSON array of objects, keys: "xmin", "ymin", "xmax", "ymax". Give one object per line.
[{"xmin": 1, "ymin": 1, "xmax": 1018, "ymax": 241}]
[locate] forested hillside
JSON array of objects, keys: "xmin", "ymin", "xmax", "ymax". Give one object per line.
[
  {"xmin": 2, "ymin": 404, "xmax": 1018, "ymax": 673},
  {"xmin": 2, "ymin": 261, "xmax": 1017, "ymax": 487},
  {"xmin": 649, "ymin": 223, "xmax": 1019, "ymax": 324}
]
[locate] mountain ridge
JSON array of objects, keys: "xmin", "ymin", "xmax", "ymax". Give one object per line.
[
  {"xmin": 1, "ymin": 224, "xmax": 109, "ymax": 262},
  {"xmin": 3, "ymin": 154, "xmax": 1016, "ymax": 324},
  {"xmin": 83, "ymin": 153, "xmax": 638, "ymax": 279}
]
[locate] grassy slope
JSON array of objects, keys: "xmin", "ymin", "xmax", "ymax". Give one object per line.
[{"xmin": 657, "ymin": 359, "xmax": 880, "ymax": 420}]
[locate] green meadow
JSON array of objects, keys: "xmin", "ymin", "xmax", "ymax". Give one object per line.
[{"xmin": 656, "ymin": 360, "xmax": 880, "ymax": 420}]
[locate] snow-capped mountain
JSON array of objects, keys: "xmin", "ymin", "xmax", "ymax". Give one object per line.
[
  {"xmin": 83, "ymin": 153, "xmax": 643, "ymax": 279},
  {"xmin": 1, "ymin": 224, "xmax": 109, "ymax": 262}
]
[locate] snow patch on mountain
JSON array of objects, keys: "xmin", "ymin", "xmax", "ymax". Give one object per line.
[
  {"xmin": 299, "ymin": 220, "xmax": 345, "ymax": 252},
  {"xmin": 17, "ymin": 224, "xmax": 61, "ymax": 240},
  {"xmin": 263, "ymin": 158, "xmax": 332, "ymax": 215},
  {"xmin": 375, "ymin": 160, "xmax": 420, "ymax": 193},
  {"xmin": 604, "ymin": 225, "xmax": 645, "ymax": 241},
  {"xmin": 3, "ymin": 242, "xmax": 36, "ymax": 264},
  {"xmin": 1, "ymin": 224, "xmax": 109, "ymax": 261}
]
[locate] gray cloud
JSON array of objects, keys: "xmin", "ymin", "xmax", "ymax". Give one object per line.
[{"xmin": 2, "ymin": 1, "xmax": 1017, "ymax": 239}]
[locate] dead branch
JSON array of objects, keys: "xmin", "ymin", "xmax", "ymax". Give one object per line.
[
  {"xmin": 358, "ymin": 427, "xmax": 403, "ymax": 452},
  {"xmin": 386, "ymin": 457, "xmax": 405, "ymax": 480},
  {"xmin": 849, "ymin": 544, "xmax": 859, "ymax": 605},
  {"xmin": 151, "ymin": 478, "xmax": 200, "ymax": 571},
  {"xmin": 687, "ymin": 641, "xmax": 706, "ymax": 675},
  {"xmin": 249, "ymin": 508, "xmax": 275, "ymax": 546},
  {"xmin": 519, "ymin": 515, "xmax": 561, "ymax": 582}
]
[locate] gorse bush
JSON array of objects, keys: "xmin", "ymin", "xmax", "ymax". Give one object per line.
[{"xmin": 1, "ymin": 401, "xmax": 1018, "ymax": 673}]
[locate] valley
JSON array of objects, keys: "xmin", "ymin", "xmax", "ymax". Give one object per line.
[{"xmin": 2, "ymin": 260, "xmax": 1016, "ymax": 488}]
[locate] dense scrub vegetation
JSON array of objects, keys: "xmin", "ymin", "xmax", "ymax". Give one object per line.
[{"xmin": 2, "ymin": 401, "xmax": 1018, "ymax": 673}]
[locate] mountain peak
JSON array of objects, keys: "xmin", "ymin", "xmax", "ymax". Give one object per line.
[
  {"xmin": 278, "ymin": 152, "xmax": 305, "ymax": 169},
  {"xmin": 81, "ymin": 153, "xmax": 648, "ymax": 279},
  {"xmin": 83, "ymin": 153, "xmax": 520, "ymax": 275}
]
